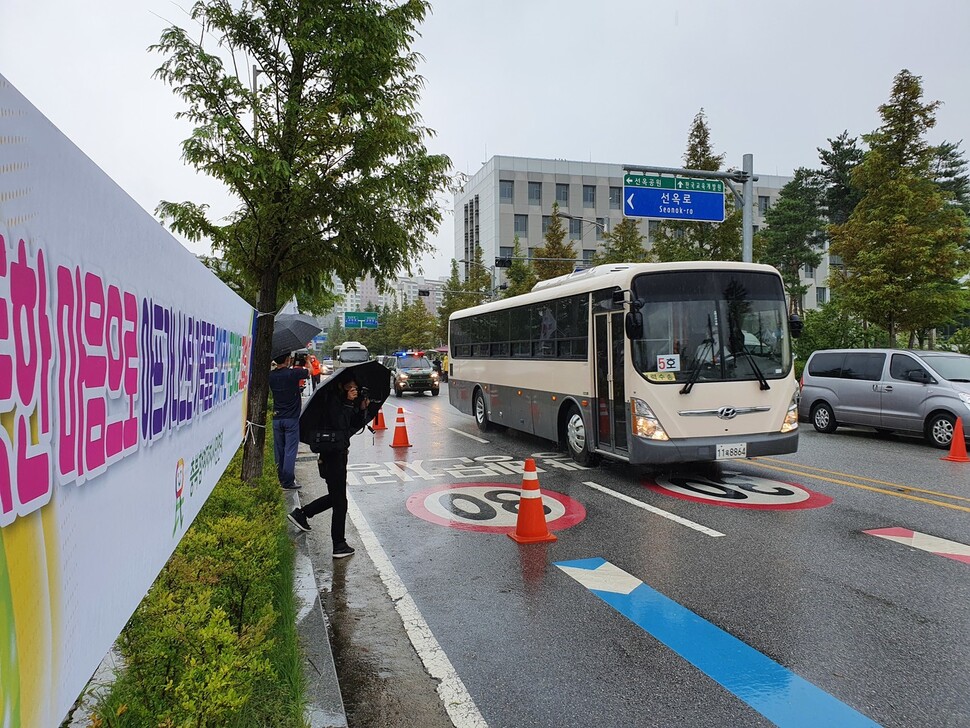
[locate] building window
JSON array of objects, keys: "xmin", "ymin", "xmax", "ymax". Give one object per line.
[
  {"xmin": 816, "ymin": 286, "xmax": 827, "ymax": 305},
  {"xmin": 758, "ymin": 195, "xmax": 770, "ymax": 215},
  {"xmin": 609, "ymin": 187, "xmax": 621, "ymax": 209},
  {"xmin": 556, "ymin": 183, "xmax": 569, "ymax": 204},
  {"xmin": 528, "ymin": 181, "xmax": 541, "ymax": 205},
  {"xmin": 499, "ymin": 246, "xmax": 513, "ymax": 258},
  {"xmin": 514, "ymin": 214, "xmax": 528, "ymax": 237},
  {"xmin": 596, "ymin": 218, "xmax": 606, "ymax": 240},
  {"xmin": 500, "ymin": 179, "xmax": 514, "ymax": 203},
  {"xmin": 829, "ymin": 254, "xmax": 844, "ymax": 268},
  {"xmin": 804, "ymin": 263, "xmax": 815, "ymax": 278},
  {"xmin": 569, "ymin": 218, "xmax": 582, "ymax": 239},
  {"xmin": 583, "ymin": 185, "xmax": 595, "ymax": 207},
  {"xmin": 542, "ymin": 216, "xmax": 551, "ymax": 234},
  {"xmin": 648, "ymin": 220, "xmax": 660, "ymax": 237},
  {"xmin": 583, "ymin": 249, "xmax": 596, "ymax": 263},
  {"xmin": 528, "ymin": 247, "xmax": 537, "ymax": 261}
]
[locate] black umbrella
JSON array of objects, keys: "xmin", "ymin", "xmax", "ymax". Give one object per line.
[
  {"xmin": 272, "ymin": 313, "xmax": 323, "ymax": 358},
  {"xmin": 299, "ymin": 361, "xmax": 392, "ymax": 447}
]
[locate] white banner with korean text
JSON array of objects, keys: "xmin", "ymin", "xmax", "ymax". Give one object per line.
[{"xmin": 0, "ymin": 74, "xmax": 255, "ymax": 727}]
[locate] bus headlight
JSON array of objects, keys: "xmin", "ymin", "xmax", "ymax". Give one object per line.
[
  {"xmin": 781, "ymin": 390, "xmax": 799, "ymax": 433},
  {"xmin": 631, "ymin": 398, "xmax": 669, "ymax": 441}
]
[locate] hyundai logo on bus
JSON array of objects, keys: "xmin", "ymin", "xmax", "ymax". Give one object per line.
[{"xmin": 717, "ymin": 407, "xmax": 737, "ymax": 420}]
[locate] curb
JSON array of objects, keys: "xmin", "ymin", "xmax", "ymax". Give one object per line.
[{"xmin": 286, "ymin": 485, "xmax": 349, "ymax": 728}]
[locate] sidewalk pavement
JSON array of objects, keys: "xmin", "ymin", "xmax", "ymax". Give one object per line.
[{"xmin": 286, "ymin": 441, "xmax": 348, "ymax": 728}]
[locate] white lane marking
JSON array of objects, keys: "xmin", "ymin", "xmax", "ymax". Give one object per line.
[
  {"xmin": 449, "ymin": 427, "xmax": 489, "ymax": 443},
  {"xmin": 557, "ymin": 561, "xmax": 642, "ymax": 595},
  {"xmin": 348, "ymin": 493, "xmax": 489, "ymax": 728},
  {"xmin": 582, "ymin": 481, "xmax": 725, "ymax": 538}
]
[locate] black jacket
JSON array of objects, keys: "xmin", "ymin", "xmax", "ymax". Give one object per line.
[{"xmin": 323, "ymin": 394, "xmax": 369, "ymax": 449}]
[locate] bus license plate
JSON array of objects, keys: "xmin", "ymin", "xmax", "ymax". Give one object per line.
[{"xmin": 716, "ymin": 443, "xmax": 747, "ymax": 459}]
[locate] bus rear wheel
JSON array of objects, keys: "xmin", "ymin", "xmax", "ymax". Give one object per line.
[
  {"xmin": 564, "ymin": 405, "xmax": 596, "ymax": 466},
  {"xmin": 474, "ymin": 389, "xmax": 492, "ymax": 432}
]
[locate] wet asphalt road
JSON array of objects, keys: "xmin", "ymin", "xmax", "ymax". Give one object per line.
[{"xmin": 295, "ymin": 384, "xmax": 970, "ymax": 728}]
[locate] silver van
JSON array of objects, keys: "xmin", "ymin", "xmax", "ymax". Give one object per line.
[{"xmin": 798, "ymin": 349, "xmax": 970, "ymax": 448}]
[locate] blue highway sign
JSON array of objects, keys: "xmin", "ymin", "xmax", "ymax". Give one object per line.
[{"xmin": 623, "ymin": 185, "xmax": 725, "ymax": 222}]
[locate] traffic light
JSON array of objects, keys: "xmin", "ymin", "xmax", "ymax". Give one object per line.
[
  {"xmin": 494, "ymin": 257, "xmax": 513, "ymax": 268},
  {"xmin": 417, "ymin": 289, "xmax": 430, "ymax": 296}
]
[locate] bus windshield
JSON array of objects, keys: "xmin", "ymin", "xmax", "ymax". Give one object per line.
[
  {"xmin": 337, "ymin": 347, "xmax": 369, "ymax": 363},
  {"xmin": 630, "ymin": 270, "xmax": 791, "ymax": 385}
]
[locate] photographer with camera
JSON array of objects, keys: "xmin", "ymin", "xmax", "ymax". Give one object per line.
[{"xmin": 288, "ymin": 376, "xmax": 369, "ymax": 558}]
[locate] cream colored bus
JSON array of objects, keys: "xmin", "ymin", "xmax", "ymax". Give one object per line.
[{"xmin": 448, "ymin": 262, "xmax": 802, "ymax": 466}]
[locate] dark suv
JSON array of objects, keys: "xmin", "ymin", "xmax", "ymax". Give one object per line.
[{"xmin": 392, "ymin": 354, "xmax": 440, "ymax": 396}]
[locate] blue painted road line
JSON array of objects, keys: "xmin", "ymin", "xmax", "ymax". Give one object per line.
[{"xmin": 556, "ymin": 557, "xmax": 882, "ymax": 728}]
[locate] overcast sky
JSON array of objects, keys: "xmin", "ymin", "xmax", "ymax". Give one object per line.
[{"xmin": 3, "ymin": 0, "xmax": 968, "ymax": 281}]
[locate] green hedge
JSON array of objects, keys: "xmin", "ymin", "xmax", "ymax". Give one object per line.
[{"xmin": 91, "ymin": 432, "xmax": 305, "ymax": 728}]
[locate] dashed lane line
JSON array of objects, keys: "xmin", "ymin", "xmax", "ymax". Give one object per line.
[
  {"xmin": 448, "ymin": 427, "xmax": 489, "ymax": 444},
  {"xmin": 582, "ymin": 481, "xmax": 724, "ymax": 537},
  {"xmin": 347, "ymin": 493, "xmax": 489, "ymax": 728}
]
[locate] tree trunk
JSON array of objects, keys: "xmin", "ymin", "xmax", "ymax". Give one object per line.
[{"xmin": 241, "ymin": 265, "xmax": 280, "ymax": 482}]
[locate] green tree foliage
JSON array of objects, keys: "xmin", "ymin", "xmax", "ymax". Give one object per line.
[
  {"xmin": 464, "ymin": 244, "xmax": 493, "ymax": 306},
  {"xmin": 396, "ymin": 298, "xmax": 438, "ymax": 350},
  {"xmin": 651, "ymin": 109, "xmax": 742, "ymax": 262},
  {"xmin": 151, "ymin": 0, "xmax": 451, "ymax": 480},
  {"xmin": 794, "ymin": 301, "xmax": 889, "ymax": 365},
  {"xmin": 829, "ymin": 69, "xmax": 970, "ymax": 346},
  {"xmin": 757, "ymin": 168, "xmax": 826, "ymax": 314},
  {"xmin": 326, "ymin": 318, "xmax": 347, "ymax": 351},
  {"xmin": 592, "ymin": 217, "xmax": 653, "ymax": 265},
  {"xmin": 436, "ymin": 260, "xmax": 465, "ymax": 343},
  {"xmin": 818, "ymin": 131, "xmax": 865, "ymax": 226},
  {"xmin": 532, "ymin": 202, "xmax": 576, "ymax": 280},
  {"xmin": 504, "ymin": 235, "xmax": 538, "ymax": 297},
  {"xmin": 931, "ymin": 140, "xmax": 970, "ymax": 244}
]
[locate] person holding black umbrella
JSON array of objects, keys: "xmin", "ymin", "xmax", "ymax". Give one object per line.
[
  {"xmin": 269, "ymin": 352, "xmax": 309, "ymax": 490},
  {"xmin": 287, "ymin": 376, "xmax": 370, "ymax": 558}
]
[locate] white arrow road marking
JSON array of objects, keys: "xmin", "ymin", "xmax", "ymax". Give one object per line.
[
  {"xmin": 449, "ymin": 427, "xmax": 489, "ymax": 443},
  {"xmin": 557, "ymin": 560, "xmax": 642, "ymax": 595}
]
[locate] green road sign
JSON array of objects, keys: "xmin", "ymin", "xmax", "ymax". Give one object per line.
[
  {"xmin": 623, "ymin": 173, "xmax": 724, "ymax": 194},
  {"xmin": 344, "ymin": 311, "xmax": 379, "ymax": 329}
]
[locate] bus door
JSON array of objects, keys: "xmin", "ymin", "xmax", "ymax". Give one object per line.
[{"xmin": 593, "ymin": 311, "xmax": 628, "ymax": 453}]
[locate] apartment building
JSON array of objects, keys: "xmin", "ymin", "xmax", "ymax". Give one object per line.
[{"xmin": 453, "ymin": 155, "xmax": 829, "ymax": 311}]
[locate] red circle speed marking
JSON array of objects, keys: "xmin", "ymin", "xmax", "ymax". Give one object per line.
[
  {"xmin": 406, "ymin": 483, "xmax": 586, "ymax": 533},
  {"xmin": 644, "ymin": 470, "xmax": 832, "ymax": 510}
]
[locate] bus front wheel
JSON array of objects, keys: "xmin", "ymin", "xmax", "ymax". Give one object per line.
[
  {"xmin": 564, "ymin": 406, "xmax": 596, "ymax": 466},
  {"xmin": 474, "ymin": 390, "xmax": 492, "ymax": 432}
]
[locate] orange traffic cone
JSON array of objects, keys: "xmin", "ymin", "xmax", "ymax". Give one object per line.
[
  {"xmin": 509, "ymin": 458, "xmax": 557, "ymax": 544},
  {"xmin": 389, "ymin": 407, "xmax": 412, "ymax": 448},
  {"xmin": 942, "ymin": 418, "xmax": 969, "ymax": 463},
  {"xmin": 372, "ymin": 408, "xmax": 387, "ymax": 431}
]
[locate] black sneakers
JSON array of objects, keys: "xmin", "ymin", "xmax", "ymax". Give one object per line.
[
  {"xmin": 281, "ymin": 482, "xmax": 303, "ymax": 490},
  {"xmin": 287, "ymin": 508, "xmax": 311, "ymax": 532},
  {"xmin": 332, "ymin": 542, "xmax": 355, "ymax": 559}
]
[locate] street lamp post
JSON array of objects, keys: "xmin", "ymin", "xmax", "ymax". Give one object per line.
[{"xmin": 558, "ymin": 213, "xmax": 608, "ymax": 269}]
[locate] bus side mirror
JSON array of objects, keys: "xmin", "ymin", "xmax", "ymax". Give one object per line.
[
  {"xmin": 625, "ymin": 310, "xmax": 643, "ymax": 339},
  {"xmin": 788, "ymin": 314, "xmax": 803, "ymax": 339}
]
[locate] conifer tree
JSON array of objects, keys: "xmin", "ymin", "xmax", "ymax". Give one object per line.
[
  {"xmin": 504, "ymin": 236, "xmax": 537, "ymax": 297},
  {"xmin": 757, "ymin": 168, "xmax": 826, "ymax": 315},
  {"xmin": 437, "ymin": 259, "xmax": 466, "ymax": 343},
  {"xmin": 651, "ymin": 109, "xmax": 742, "ymax": 262},
  {"xmin": 592, "ymin": 218, "xmax": 653, "ymax": 265},
  {"xmin": 532, "ymin": 202, "xmax": 576, "ymax": 280},
  {"xmin": 829, "ymin": 69, "xmax": 970, "ymax": 346}
]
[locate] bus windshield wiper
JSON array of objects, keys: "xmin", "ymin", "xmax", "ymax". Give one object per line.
[
  {"xmin": 734, "ymin": 346, "xmax": 770, "ymax": 390},
  {"xmin": 680, "ymin": 338, "xmax": 713, "ymax": 395}
]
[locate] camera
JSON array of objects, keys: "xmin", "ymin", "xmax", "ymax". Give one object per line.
[{"xmin": 358, "ymin": 386, "xmax": 370, "ymax": 398}]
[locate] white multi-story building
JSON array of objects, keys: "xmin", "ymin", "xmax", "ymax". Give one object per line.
[
  {"xmin": 452, "ymin": 155, "xmax": 830, "ymax": 311},
  {"xmin": 319, "ymin": 273, "xmax": 447, "ymax": 331}
]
